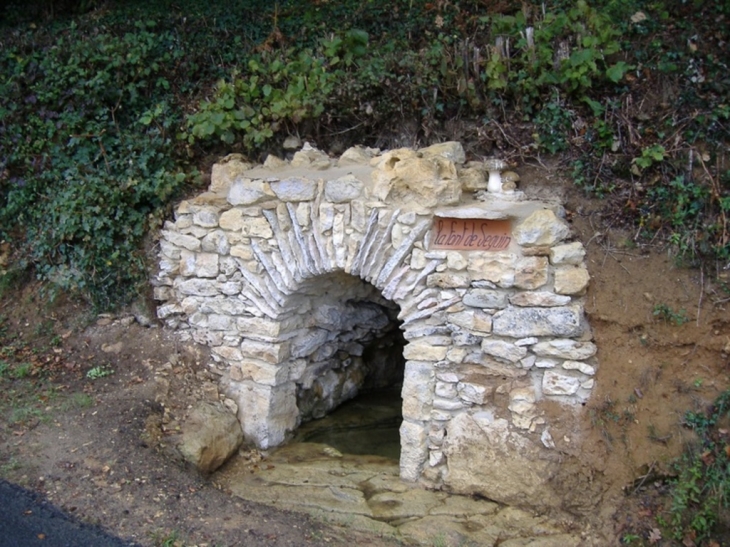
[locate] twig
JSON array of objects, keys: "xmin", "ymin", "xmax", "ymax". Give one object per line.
[
  {"xmin": 697, "ymin": 266, "xmax": 704, "ymax": 327},
  {"xmin": 631, "ymin": 460, "xmax": 656, "ymax": 496}
]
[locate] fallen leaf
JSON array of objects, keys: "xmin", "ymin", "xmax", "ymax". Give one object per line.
[{"xmin": 649, "ymin": 527, "xmax": 662, "ymax": 544}]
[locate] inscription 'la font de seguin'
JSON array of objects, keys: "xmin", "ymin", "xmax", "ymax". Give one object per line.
[{"xmin": 431, "ymin": 218, "xmax": 512, "ymax": 251}]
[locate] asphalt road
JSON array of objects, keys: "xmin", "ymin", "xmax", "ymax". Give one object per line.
[{"xmin": 0, "ymin": 479, "xmax": 137, "ymax": 547}]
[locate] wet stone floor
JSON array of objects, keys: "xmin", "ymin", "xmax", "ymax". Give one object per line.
[{"xmin": 213, "ymin": 391, "xmax": 585, "ymax": 547}]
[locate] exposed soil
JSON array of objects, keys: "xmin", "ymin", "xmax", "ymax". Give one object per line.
[{"xmin": 0, "ymin": 167, "xmax": 729, "ymax": 546}]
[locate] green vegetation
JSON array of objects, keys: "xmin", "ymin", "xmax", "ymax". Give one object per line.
[
  {"xmin": 86, "ymin": 365, "xmax": 114, "ymax": 380},
  {"xmin": 0, "ymin": 0, "xmax": 727, "ymax": 311},
  {"xmin": 663, "ymin": 390, "xmax": 730, "ymax": 544},
  {"xmin": 652, "ymin": 303, "xmax": 689, "ymax": 326}
]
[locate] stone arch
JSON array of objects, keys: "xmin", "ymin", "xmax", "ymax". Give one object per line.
[{"xmin": 155, "ymin": 142, "xmax": 598, "ymax": 502}]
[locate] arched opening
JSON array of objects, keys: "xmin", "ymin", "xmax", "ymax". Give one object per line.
[{"xmin": 286, "ymin": 271, "xmax": 405, "ymax": 459}]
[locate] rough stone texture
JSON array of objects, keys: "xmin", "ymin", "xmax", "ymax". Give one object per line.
[
  {"xmin": 443, "ymin": 412, "xmax": 558, "ymax": 509},
  {"xmin": 156, "ymin": 141, "xmax": 596, "ymax": 510},
  {"xmin": 177, "ymin": 402, "xmax": 243, "ymax": 474}
]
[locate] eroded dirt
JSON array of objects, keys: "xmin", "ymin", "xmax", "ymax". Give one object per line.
[{"xmin": 1, "ymin": 173, "xmax": 729, "ymax": 546}]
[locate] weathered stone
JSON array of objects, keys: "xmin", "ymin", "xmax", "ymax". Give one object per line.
[
  {"xmin": 227, "ymin": 178, "xmax": 269, "ymax": 206},
  {"xmin": 513, "ymin": 210, "xmax": 570, "ymax": 247},
  {"xmin": 458, "ymin": 167, "xmax": 487, "ymax": 191},
  {"xmin": 420, "ymin": 141, "xmax": 466, "ymax": 164},
  {"xmin": 514, "ymin": 256, "xmax": 548, "ymax": 290},
  {"xmin": 467, "ymin": 253, "xmax": 516, "ymax": 287},
  {"xmin": 400, "ymin": 420, "xmax": 428, "ymax": 481},
  {"xmin": 178, "ymin": 402, "xmax": 243, "ymax": 474},
  {"xmin": 193, "ymin": 208, "xmax": 220, "ymax": 228},
  {"xmin": 291, "ymin": 147, "xmax": 331, "ymax": 169},
  {"xmin": 448, "ymin": 310, "xmax": 493, "ymax": 333},
  {"xmin": 240, "ymin": 340, "xmax": 291, "ymax": 364},
  {"xmin": 402, "ymin": 361, "xmax": 434, "ymax": 421},
  {"xmin": 403, "ymin": 341, "xmax": 448, "ymax": 361},
  {"xmin": 324, "ymin": 175, "xmax": 363, "ymax": 203},
  {"xmin": 338, "ymin": 145, "xmax": 378, "ymax": 165},
  {"xmin": 443, "ymin": 412, "xmax": 558, "ymax": 508},
  {"xmin": 492, "ymin": 306, "xmax": 584, "ymax": 337},
  {"xmin": 372, "ymin": 151, "xmax": 461, "ymax": 208},
  {"xmin": 201, "ymin": 230, "xmax": 230, "ymax": 255},
  {"xmin": 481, "ymin": 339, "xmax": 528, "ymax": 363},
  {"xmin": 463, "ymin": 289, "xmax": 508, "ymax": 309},
  {"xmin": 231, "ymin": 381, "xmax": 298, "ymax": 449},
  {"xmin": 509, "ymin": 291, "xmax": 571, "ymax": 307},
  {"xmin": 549, "ymin": 241, "xmax": 585, "ymax": 265},
  {"xmin": 554, "ymin": 266, "xmax": 590, "ymax": 295},
  {"xmin": 427, "ymin": 272, "xmax": 470, "ymax": 289},
  {"xmin": 542, "ymin": 370, "xmax": 581, "ymax": 395},
  {"xmin": 532, "ymin": 339, "xmax": 597, "ymax": 360},
  {"xmin": 162, "ymin": 230, "xmax": 201, "ymax": 251},
  {"xmin": 562, "ymin": 360, "xmax": 596, "ymax": 375},
  {"xmin": 457, "ymin": 381, "xmax": 490, "ymax": 405},
  {"xmin": 290, "ymin": 328, "xmax": 329, "ymax": 358},
  {"xmin": 269, "ymin": 178, "xmax": 318, "ymax": 202},
  {"xmin": 210, "ymin": 155, "xmax": 253, "ymax": 193}
]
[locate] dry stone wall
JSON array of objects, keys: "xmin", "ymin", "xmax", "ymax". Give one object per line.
[{"xmin": 154, "ymin": 141, "xmax": 597, "ymax": 508}]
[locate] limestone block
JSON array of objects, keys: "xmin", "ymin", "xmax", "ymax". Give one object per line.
[
  {"xmin": 443, "ymin": 412, "xmax": 559, "ymax": 508},
  {"xmin": 410, "ymin": 248, "xmax": 428, "ymax": 270},
  {"xmin": 194, "ymin": 252, "xmax": 219, "ymax": 278},
  {"xmin": 492, "ymin": 306, "xmax": 584, "ymax": 337},
  {"xmin": 542, "ymin": 370, "xmax": 581, "ymax": 395},
  {"xmin": 338, "ymin": 145, "xmax": 378, "ymax": 165},
  {"xmin": 419, "ymin": 141, "xmax": 466, "ymax": 164},
  {"xmin": 162, "ymin": 230, "xmax": 201, "ymax": 251},
  {"xmin": 230, "ymin": 244, "xmax": 254, "ymax": 260},
  {"xmin": 178, "ymin": 402, "xmax": 243, "ymax": 474},
  {"xmin": 532, "ymin": 339, "xmax": 597, "ymax": 360},
  {"xmin": 481, "ymin": 339, "xmax": 528, "ymax": 363},
  {"xmin": 210, "ymin": 155, "xmax": 253, "ymax": 193},
  {"xmin": 237, "ymin": 316, "xmax": 293, "ymax": 339},
  {"xmin": 463, "ymin": 354, "xmax": 527, "ymax": 378},
  {"xmin": 269, "ymin": 177, "xmax": 318, "ymax": 202},
  {"xmin": 295, "ymin": 202, "xmax": 311, "ymax": 229},
  {"xmin": 157, "ymin": 303, "xmax": 182, "ymax": 319},
  {"xmin": 212, "ymin": 345, "xmax": 244, "ymax": 361},
  {"xmin": 208, "ymin": 314, "xmax": 233, "ymax": 331},
  {"xmin": 193, "ymin": 208, "xmax": 220, "ymax": 228},
  {"xmin": 159, "ymin": 240, "xmax": 181, "ymax": 260},
  {"xmin": 549, "ymin": 241, "xmax": 586, "ymax": 265},
  {"xmin": 435, "ymin": 381, "xmax": 458, "ymax": 399},
  {"xmin": 463, "ymin": 289, "xmax": 508, "ymax": 309},
  {"xmin": 401, "ymin": 361, "xmax": 434, "ymax": 421},
  {"xmin": 176, "ymin": 279, "xmax": 220, "ymax": 297},
  {"xmin": 509, "ymin": 291, "xmax": 571, "ymax": 307},
  {"xmin": 241, "ymin": 217, "xmax": 274, "ymax": 239},
  {"xmin": 372, "ymin": 151, "xmax": 461, "ymax": 208},
  {"xmin": 554, "ymin": 266, "xmax": 590, "ymax": 295},
  {"xmin": 458, "ymin": 166, "xmax": 487, "ymax": 191},
  {"xmin": 514, "ymin": 256, "xmax": 548, "ymax": 290},
  {"xmin": 400, "ymin": 420, "xmax": 429, "ymax": 482},
  {"xmin": 398, "ymin": 211, "xmax": 417, "ymax": 225},
  {"xmin": 535, "ymin": 359, "xmax": 558, "ymax": 368},
  {"xmin": 350, "ymin": 199, "xmax": 367, "ymax": 233},
  {"xmin": 290, "ymin": 328, "xmax": 329, "ymax": 358},
  {"xmin": 202, "ymin": 230, "xmax": 230, "ymax": 255},
  {"xmin": 467, "ymin": 253, "xmax": 516, "ymax": 287},
  {"xmin": 240, "ymin": 340, "xmax": 291, "ymax": 364},
  {"xmin": 433, "ymin": 397, "xmax": 464, "ymax": 410},
  {"xmin": 457, "ymin": 381, "xmax": 489, "ymax": 405},
  {"xmin": 426, "ymin": 272, "xmax": 470, "ymax": 289},
  {"xmin": 318, "ymin": 202, "xmax": 335, "ymax": 231},
  {"xmin": 233, "ymin": 381, "xmax": 298, "ymax": 449},
  {"xmin": 446, "ymin": 347, "xmax": 467, "ymax": 363},
  {"xmin": 219, "ymin": 209, "xmax": 246, "ymax": 232},
  {"xmin": 235, "ymin": 359, "xmax": 289, "ymax": 386},
  {"xmin": 264, "ymin": 154, "xmax": 288, "ymax": 169},
  {"xmin": 324, "ymin": 174, "xmax": 364, "ymax": 203},
  {"xmin": 513, "ymin": 210, "xmax": 570, "ymax": 247},
  {"xmin": 403, "ymin": 341, "xmax": 448, "ymax": 361},
  {"xmin": 562, "ymin": 360, "xmax": 596, "ymax": 375},
  {"xmin": 291, "ymin": 147, "xmax": 331, "ymax": 169},
  {"xmin": 448, "ymin": 310, "xmax": 493, "ymax": 333},
  {"xmin": 227, "ymin": 178, "xmax": 269, "ymax": 206}
]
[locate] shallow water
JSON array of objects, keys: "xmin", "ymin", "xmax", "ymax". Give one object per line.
[{"xmin": 292, "ymin": 388, "xmax": 402, "ymax": 460}]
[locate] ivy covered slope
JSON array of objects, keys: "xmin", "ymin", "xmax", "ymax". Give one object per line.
[{"xmin": 0, "ymin": 0, "xmax": 728, "ymax": 309}]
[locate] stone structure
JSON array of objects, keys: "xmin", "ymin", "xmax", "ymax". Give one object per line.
[{"xmin": 154, "ymin": 142, "xmax": 597, "ymax": 508}]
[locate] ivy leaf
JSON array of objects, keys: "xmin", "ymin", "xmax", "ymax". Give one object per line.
[{"xmin": 606, "ymin": 61, "xmax": 631, "ymax": 83}]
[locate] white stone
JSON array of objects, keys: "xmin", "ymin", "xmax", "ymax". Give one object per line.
[
  {"xmin": 448, "ymin": 310, "xmax": 492, "ymax": 333},
  {"xmin": 509, "ymin": 291, "xmax": 571, "ymax": 307},
  {"xmin": 513, "ymin": 209, "xmax": 570, "ymax": 247},
  {"xmin": 403, "ymin": 342, "xmax": 448, "ymax": 361},
  {"xmin": 562, "ymin": 360, "xmax": 596, "ymax": 375},
  {"xmin": 269, "ymin": 178, "xmax": 318, "ymax": 202},
  {"xmin": 420, "ymin": 141, "xmax": 466, "ymax": 164},
  {"xmin": 400, "ymin": 420, "xmax": 428, "ymax": 482},
  {"xmin": 492, "ymin": 306, "xmax": 584, "ymax": 337},
  {"xmin": 514, "ymin": 257, "xmax": 548, "ymax": 290},
  {"xmin": 227, "ymin": 178, "xmax": 270, "ymax": 206},
  {"xmin": 457, "ymin": 381, "xmax": 489, "ymax": 405},
  {"xmin": 426, "ymin": 272, "xmax": 470, "ymax": 289},
  {"xmin": 550, "ymin": 241, "xmax": 586, "ymax": 265},
  {"xmin": 462, "ymin": 289, "xmax": 508, "ymax": 309},
  {"xmin": 481, "ymin": 339, "xmax": 528, "ymax": 363},
  {"xmin": 324, "ymin": 175, "xmax": 363, "ymax": 203},
  {"xmin": 467, "ymin": 253, "xmax": 516, "ymax": 287},
  {"xmin": 554, "ymin": 266, "xmax": 590, "ymax": 295},
  {"xmin": 542, "ymin": 371, "xmax": 581, "ymax": 395},
  {"xmin": 532, "ymin": 339, "xmax": 597, "ymax": 360},
  {"xmin": 162, "ymin": 230, "xmax": 200, "ymax": 251}
]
